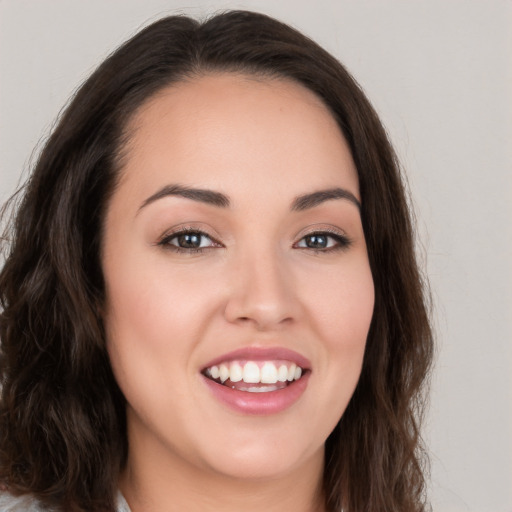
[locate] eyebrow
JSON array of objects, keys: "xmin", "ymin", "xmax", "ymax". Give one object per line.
[
  {"xmin": 139, "ymin": 184, "xmax": 230, "ymax": 211},
  {"xmin": 291, "ymin": 188, "xmax": 361, "ymax": 211},
  {"xmin": 139, "ymin": 184, "xmax": 360, "ymax": 212}
]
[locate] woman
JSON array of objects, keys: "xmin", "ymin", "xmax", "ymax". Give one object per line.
[{"xmin": 0, "ymin": 10, "xmax": 433, "ymax": 512}]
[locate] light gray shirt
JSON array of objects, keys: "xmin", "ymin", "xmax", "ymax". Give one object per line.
[{"xmin": 0, "ymin": 491, "xmax": 131, "ymax": 512}]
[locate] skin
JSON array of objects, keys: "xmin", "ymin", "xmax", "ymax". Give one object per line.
[{"xmin": 102, "ymin": 73, "xmax": 375, "ymax": 512}]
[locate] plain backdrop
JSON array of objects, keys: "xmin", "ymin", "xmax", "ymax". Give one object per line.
[{"xmin": 1, "ymin": 1, "xmax": 511, "ymax": 511}]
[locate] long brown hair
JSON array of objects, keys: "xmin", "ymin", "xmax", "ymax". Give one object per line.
[{"xmin": 0, "ymin": 11, "xmax": 433, "ymax": 512}]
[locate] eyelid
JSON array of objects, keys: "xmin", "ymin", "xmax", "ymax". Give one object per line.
[{"xmin": 293, "ymin": 224, "xmax": 348, "ymax": 241}]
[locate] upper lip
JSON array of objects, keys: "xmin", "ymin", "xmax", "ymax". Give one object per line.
[{"xmin": 201, "ymin": 346, "xmax": 311, "ymax": 371}]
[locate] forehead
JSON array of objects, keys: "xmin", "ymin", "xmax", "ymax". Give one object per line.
[{"xmin": 117, "ymin": 73, "xmax": 359, "ymax": 205}]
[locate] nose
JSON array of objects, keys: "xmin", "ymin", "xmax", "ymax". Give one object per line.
[{"xmin": 223, "ymin": 249, "xmax": 300, "ymax": 331}]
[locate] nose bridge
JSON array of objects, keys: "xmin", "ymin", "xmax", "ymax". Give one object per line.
[{"xmin": 224, "ymin": 241, "xmax": 298, "ymax": 329}]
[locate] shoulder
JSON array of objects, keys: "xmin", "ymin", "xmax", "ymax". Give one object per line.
[
  {"xmin": 116, "ymin": 492, "xmax": 132, "ymax": 512},
  {"xmin": 0, "ymin": 492, "xmax": 52, "ymax": 512},
  {"xmin": 0, "ymin": 491, "xmax": 131, "ymax": 512}
]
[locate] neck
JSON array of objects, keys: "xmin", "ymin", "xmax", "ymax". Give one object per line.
[{"xmin": 120, "ymin": 438, "xmax": 325, "ymax": 512}]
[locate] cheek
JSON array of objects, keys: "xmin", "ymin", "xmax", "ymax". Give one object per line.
[
  {"xmin": 104, "ymin": 243, "xmax": 217, "ymax": 332},
  {"xmin": 300, "ymin": 257, "xmax": 374, "ymax": 409},
  {"xmin": 103, "ymin": 259, "xmax": 220, "ymax": 431},
  {"xmin": 103, "ymin": 249, "xmax": 233, "ymax": 398},
  {"xmin": 301, "ymin": 257, "xmax": 375, "ymax": 347}
]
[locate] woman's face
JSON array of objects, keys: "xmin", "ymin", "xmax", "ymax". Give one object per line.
[{"xmin": 102, "ymin": 74, "xmax": 374, "ymax": 483}]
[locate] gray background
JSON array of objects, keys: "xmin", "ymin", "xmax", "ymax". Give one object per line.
[{"xmin": 1, "ymin": 1, "xmax": 511, "ymax": 511}]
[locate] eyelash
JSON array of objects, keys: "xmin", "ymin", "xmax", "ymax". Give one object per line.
[{"xmin": 157, "ymin": 228, "xmax": 352, "ymax": 254}]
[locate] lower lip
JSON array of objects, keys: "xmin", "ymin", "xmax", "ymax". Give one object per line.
[{"xmin": 202, "ymin": 373, "xmax": 310, "ymax": 415}]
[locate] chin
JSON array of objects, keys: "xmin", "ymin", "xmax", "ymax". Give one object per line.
[{"xmin": 197, "ymin": 432, "xmax": 324, "ymax": 482}]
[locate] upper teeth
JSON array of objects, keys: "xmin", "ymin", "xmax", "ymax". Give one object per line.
[{"xmin": 206, "ymin": 361, "xmax": 303, "ymax": 384}]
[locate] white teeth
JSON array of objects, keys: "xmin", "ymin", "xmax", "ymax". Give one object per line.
[
  {"xmin": 229, "ymin": 362, "xmax": 243, "ymax": 382},
  {"xmin": 243, "ymin": 361, "xmax": 260, "ymax": 383},
  {"xmin": 205, "ymin": 360, "xmax": 305, "ymax": 385},
  {"xmin": 277, "ymin": 364, "xmax": 288, "ymax": 382},
  {"xmin": 219, "ymin": 364, "xmax": 229, "ymax": 383},
  {"xmin": 246, "ymin": 385, "xmax": 279, "ymax": 393},
  {"xmin": 260, "ymin": 362, "xmax": 278, "ymax": 384}
]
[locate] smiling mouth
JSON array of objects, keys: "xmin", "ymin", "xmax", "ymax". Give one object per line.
[{"xmin": 202, "ymin": 360, "xmax": 305, "ymax": 393}]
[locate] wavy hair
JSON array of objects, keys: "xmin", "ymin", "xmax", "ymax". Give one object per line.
[{"xmin": 0, "ymin": 10, "xmax": 433, "ymax": 512}]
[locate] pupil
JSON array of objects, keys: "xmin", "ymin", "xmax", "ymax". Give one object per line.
[
  {"xmin": 179, "ymin": 233, "xmax": 201, "ymax": 248},
  {"xmin": 306, "ymin": 235, "xmax": 327, "ymax": 248}
]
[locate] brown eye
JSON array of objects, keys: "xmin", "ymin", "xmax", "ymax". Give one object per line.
[
  {"xmin": 159, "ymin": 230, "xmax": 219, "ymax": 252},
  {"xmin": 175, "ymin": 233, "xmax": 204, "ymax": 249}
]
